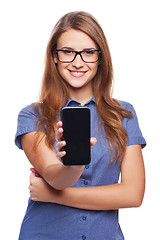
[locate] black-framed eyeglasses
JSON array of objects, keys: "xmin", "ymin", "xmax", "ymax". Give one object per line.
[{"xmin": 55, "ymin": 49, "xmax": 102, "ymax": 63}]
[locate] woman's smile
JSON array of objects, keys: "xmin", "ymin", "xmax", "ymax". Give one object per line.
[{"xmin": 68, "ymin": 69, "xmax": 88, "ymax": 78}]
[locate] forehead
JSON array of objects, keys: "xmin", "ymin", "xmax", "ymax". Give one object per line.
[{"xmin": 57, "ymin": 29, "xmax": 97, "ymax": 50}]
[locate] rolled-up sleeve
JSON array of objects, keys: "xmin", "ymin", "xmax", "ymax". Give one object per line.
[
  {"xmin": 15, "ymin": 103, "xmax": 39, "ymax": 149},
  {"xmin": 122, "ymin": 102, "xmax": 146, "ymax": 148}
]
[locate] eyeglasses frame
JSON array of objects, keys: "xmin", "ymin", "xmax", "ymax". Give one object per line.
[{"xmin": 55, "ymin": 49, "xmax": 102, "ymax": 63}]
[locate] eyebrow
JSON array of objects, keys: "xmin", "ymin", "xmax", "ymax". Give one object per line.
[{"xmin": 60, "ymin": 47, "xmax": 97, "ymax": 51}]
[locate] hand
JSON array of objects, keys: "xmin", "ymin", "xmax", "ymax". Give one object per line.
[
  {"xmin": 56, "ymin": 121, "xmax": 97, "ymax": 161},
  {"xmin": 29, "ymin": 168, "xmax": 56, "ymax": 202}
]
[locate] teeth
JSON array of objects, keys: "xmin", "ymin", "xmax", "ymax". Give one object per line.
[
  {"xmin": 70, "ymin": 71, "xmax": 85, "ymax": 77},
  {"xmin": 73, "ymin": 72, "xmax": 83, "ymax": 75}
]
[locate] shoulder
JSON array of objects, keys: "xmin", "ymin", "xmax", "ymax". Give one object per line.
[
  {"xmin": 16, "ymin": 102, "xmax": 40, "ymax": 136},
  {"xmin": 114, "ymin": 99, "xmax": 146, "ymax": 148},
  {"xmin": 17, "ymin": 102, "xmax": 40, "ymax": 129},
  {"xmin": 116, "ymin": 99, "xmax": 138, "ymax": 122},
  {"xmin": 118, "ymin": 100, "xmax": 134, "ymax": 111},
  {"xmin": 18, "ymin": 103, "xmax": 38, "ymax": 118}
]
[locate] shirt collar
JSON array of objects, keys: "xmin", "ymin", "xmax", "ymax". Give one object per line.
[{"xmin": 65, "ymin": 97, "xmax": 95, "ymax": 107}]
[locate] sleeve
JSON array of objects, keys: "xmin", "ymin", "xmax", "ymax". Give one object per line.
[
  {"xmin": 122, "ymin": 102, "xmax": 146, "ymax": 149},
  {"xmin": 15, "ymin": 103, "xmax": 39, "ymax": 150}
]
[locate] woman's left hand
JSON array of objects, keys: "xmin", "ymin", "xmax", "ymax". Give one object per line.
[{"xmin": 29, "ymin": 168, "xmax": 57, "ymax": 202}]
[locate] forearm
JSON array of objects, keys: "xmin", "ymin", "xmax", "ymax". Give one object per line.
[
  {"xmin": 43, "ymin": 164, "xmax": 85, "ymax": 190},
  {"xmin": 21, "ymin": 132, "xmax": 85, "ymax": 190},
  {"xmin": 52, "ymin": 183, "xmax": 144, "ymax": 210}
]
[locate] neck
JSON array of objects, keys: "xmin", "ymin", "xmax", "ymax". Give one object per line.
[{"xmin": 68, "ymin": 86, "xmax": 93, "ymax": 106}]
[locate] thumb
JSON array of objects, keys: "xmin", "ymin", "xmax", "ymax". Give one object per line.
[
  {"xmin": 29, "ymin": 172, "xmax": 35, "ymax": 183},
  {"xmin": 90, "ymin": 137, "xmax": 97, "ymax": 147}
]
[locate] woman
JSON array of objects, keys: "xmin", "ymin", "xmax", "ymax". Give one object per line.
[{"xmin": 15, "ymin": 11, "xmax": 146, "ymax": 240}]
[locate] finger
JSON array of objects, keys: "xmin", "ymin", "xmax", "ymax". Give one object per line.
[
  {"xmin": 57, "ymin": 121, "xmax": 63, "ymax": 129},
  {"xmin": 56, "ymin": 121, "xmax": 63, "ymax": 141},
  {"xmin": 30, "ymin": 172, "xmax": 34, "ymax": 181},
  {"xmin": 30, "ymin": 167, "xmax": 36, "ymax": 173},
  {"xmin": 90, "ymin": 137, "xmax": 97, "ymax": 147},
  {"xmin": 56, "ymin": 127, "xmax": 64, "ymax": 142},
  {"xmin": 56, "ymin": 140, "xmax": 66, "ymax": 152},
  {"xmin": 28, "ymin": 184, "xmax": 32, "ymax": 191},
  {"xmin": 29, "ymin": 172, "xmax": 36, "ymax": 184},
  {"xmin": 30, "ymin": 168, "xmax": 40, "ymax": 177},
  {"xmin": 56, "ymin": 151, "xmax": 66, "ymax": 160}
]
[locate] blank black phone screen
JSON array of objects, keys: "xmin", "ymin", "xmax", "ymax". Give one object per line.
[{"xmin": 60, "ymin": 107, "xmax": 90, "ymax": 165}]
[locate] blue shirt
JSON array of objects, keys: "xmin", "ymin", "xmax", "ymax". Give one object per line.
[{"xmin": 15, "ymin": 98, "xmax": 146, "ymax": 240}]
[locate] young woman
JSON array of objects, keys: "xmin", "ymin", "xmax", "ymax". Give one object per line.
[{"xmin": 15, "ymin": 11, "xmax": 146, "ymax": 240}]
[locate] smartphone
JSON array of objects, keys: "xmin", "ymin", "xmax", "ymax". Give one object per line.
[{"xmin": 60, "ymin": 107, "xmax": 91, "ymax": 165}]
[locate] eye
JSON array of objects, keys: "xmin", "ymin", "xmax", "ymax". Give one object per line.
[
  {"xmin": 63, "ymin": 50, "xmax": 74, "ymax": 55},
  {"xmin": 83, "ymin": 50, "xmax": 95, "ymax": 55}
]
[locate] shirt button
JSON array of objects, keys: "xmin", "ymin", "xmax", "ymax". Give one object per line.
[
  {"xmin": 82, "ymin": 216, "xmax": 87, "ymax": 221},
  {"xmin": 82, "ymin": 235, "xmax": 86, "ymax": 240},
  {"xmin": 84, "ymin": 180, "xmax": 88, "ymax": 185},
  {"xmin": 85, "ymin": 165, "xmax": 89, "ymax": 169}
]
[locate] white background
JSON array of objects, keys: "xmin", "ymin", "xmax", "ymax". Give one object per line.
[{"xmin": 0, "ymin": 0, "xmax": 159, "ymax": 239}]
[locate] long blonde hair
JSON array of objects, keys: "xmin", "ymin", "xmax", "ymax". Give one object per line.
[{"xmin": 35, "ymin": 11, "xmax": 132, "ymax": 162}]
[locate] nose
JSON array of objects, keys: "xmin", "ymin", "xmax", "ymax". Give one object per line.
[{"xmin": 72, "ymin": 54, "xmax": 84, "ymax": 68}]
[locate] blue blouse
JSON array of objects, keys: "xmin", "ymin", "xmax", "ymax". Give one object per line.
[{"xmin": 15, "ymin": 98, "xmax": 146, "ymax": 240}]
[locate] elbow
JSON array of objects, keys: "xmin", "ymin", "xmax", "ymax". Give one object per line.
[
  {"xmin": 46, "ymin": 179, "xmax": 70, "ymax": 190},
  {"xmin": 133, "ymin": 196, "xmax": 143, "ymax": 208},
  {"xmin": 131, "ymin": 191, "xmax": 145, "ymax": 208},
  {"xmin": 42, "ymin": 165, "xmax": 68, "ymax": 190},
  {"xmin": 48, "ymin": 178, "xmax": 74, "ymax": 190},
  {"xmin": 123, "ymin": 186, "xmax": 145, "ymax": 208},
  {"xmin": 53, "ymin": 184, "xmax": 69, "ymax": 191},
  {"xmin": 47, "ymin": 179, "xmax": 75, "ymax": 191},
  {"xmin": 124, "ymin": 181, "xmax": 145, "ymax": 208},
  {"xmin": 134, "ymin": 184, "xmax": 145, "ymax": 208}
]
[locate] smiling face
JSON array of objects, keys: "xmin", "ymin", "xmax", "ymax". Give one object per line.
[{"xmin": 54, "ymin": 29, "xmax": 99, "ymax": 101}]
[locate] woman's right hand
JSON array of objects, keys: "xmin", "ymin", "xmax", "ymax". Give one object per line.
[{"xmin": 56, "ymin": 121, "xmax": 97, "ymax": 161}]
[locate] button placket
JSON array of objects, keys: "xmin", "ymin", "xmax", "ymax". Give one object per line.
[{"xmin": 79, "ymin": 213, "xmax": 88, "ymax": 240}]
